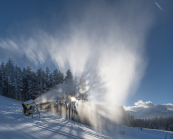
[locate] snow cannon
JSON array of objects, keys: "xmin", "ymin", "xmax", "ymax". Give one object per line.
[{"xmin": 22, "ymin": 99, "xmax": 40, "ymax": 118}]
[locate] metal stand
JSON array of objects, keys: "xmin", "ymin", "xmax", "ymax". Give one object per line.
[{"xmin": 31, "ymin": 108, "xmax": 40, "ymax": 119}]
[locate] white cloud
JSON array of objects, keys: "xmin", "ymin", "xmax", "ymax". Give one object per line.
[
  {"xmin": 125, "ymin": 100, "xmax": 173, "ymax": 112},
  {"xmin": 134, "ymin": 100, "xmax": 155, "ymax": 107},
  {"xmin": 164, "ymin": 103, "xmax": 173, "ymax": 111}
]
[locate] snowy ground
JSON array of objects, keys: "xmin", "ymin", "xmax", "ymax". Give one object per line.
[{"xmin": 0, "ymin": 96, "xmax": 173, "ymax": 139}]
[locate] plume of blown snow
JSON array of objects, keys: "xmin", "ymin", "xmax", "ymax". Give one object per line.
[{"xmin": 0, "ymin": 1, "xmax": 154, "ymax": 126}]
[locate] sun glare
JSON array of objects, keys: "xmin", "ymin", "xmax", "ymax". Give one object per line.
[{"xmin": 71, "ymin": 97, "xmax": 76, "ymax": 102}]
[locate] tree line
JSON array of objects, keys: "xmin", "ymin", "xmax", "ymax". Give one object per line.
[
  {"xmin": 1, "ymin": 58, "xmax": 172, "ymax": 131},
  {"xmin": 0, "ymin": 58, "xmax": 88, "ymax": 102},
  {"xmin": 125, "ymin": 113, "xmax": 173, "ymax": 131}
]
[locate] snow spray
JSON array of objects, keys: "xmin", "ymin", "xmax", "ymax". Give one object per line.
[{"xmin": 1, "ymin": 1, "xmax": 154, "ymax": 129}]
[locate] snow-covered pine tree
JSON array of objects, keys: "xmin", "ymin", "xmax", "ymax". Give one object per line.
[
  {"xmin": 22, "ymin": 67, "xmax": 28, "ymax": 101},
  {"xmin": 36, "ymin": 68, "xmax": 43, "ymax": 96},
  {"xmin": 53, "ymin": 69, "xmax": 59, "ymax": 86},
  {"xmin": 15, "ymin": 66, "xmax": 23, "ymax": 100},
  {"xmin": 64, "ymin": 69, "xmax": 75, "ymax": 96},
  {"xmin": 45, "ymin": 67, "xmax": 50, "ymax": 88},
  {"xmin": 14, "ymin": 65, "xmax": 18, "ymax": 100},
  {"xmin": 5, "ymin": 58, "xmax": 15, "ymax": 98},
  {"xmin": 26, "ymin": 66, "xmax": 35, "ymax": 100},
  {"xmin": 58, "ymin": 70, "xmax": 64, "ymax": 84},
  {"xmin": 49, "ymin": 72, "xmax": 53, "ymax": 88},
  {"xmin": 77, "ymin": 75, "xmax": 88, "ymax": 101},
  {"xmin": 0, "ymin": 62, "xmax": 5, "ymax": 95},
  {"xmin": 41, "ymin": 70, "xmax": 47, "ymax": 93},
  {"xmin": 30, "ymin": 70, "xmax": 38, "ymax": 100},
  {"xmin": 65, "ymin": 69, "xmax": 73, "ymax": 83}
]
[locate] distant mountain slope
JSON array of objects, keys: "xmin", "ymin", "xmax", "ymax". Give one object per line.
[
  {"xmin": 126, "ymin": 106, "xmax": 173, "ymax": 119},
  {"xmin": 125, "ymin": 100, "xmax": 173, "ymax": 119}
]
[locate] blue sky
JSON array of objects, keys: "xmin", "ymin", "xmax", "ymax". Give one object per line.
[
  {"xmin": 129, "ymin": 1, "xmax": 173, "ymax": 106},
  {"xmin": 0, "ymin": 0, "xmax": 173, "ymax": 106}
]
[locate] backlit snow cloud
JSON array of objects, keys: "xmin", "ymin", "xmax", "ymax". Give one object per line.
[{"xmin": 0, "ymin": 1, "xmax": 153, "ymax": 104}]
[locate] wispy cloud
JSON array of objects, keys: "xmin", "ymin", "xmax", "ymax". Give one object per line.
[{"xmin": 155, "ymin": 2, "xmax": 164, "ymax": 12}]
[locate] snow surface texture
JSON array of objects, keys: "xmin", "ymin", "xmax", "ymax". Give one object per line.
[{"xmin": 0, "ymin": 96, "xmax": 173, "ymax": 139}]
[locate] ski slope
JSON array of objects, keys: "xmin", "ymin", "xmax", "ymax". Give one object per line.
[{"xmin": 0, "ymin": 95, "xmax": 173, "ymax": 139}]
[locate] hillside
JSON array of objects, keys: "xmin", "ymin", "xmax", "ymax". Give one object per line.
[
  {"xmin": 126, "ymin": 106, "xmax": 173, "ymax": 119},
  {"xmin": 0, "ymin": 95, "xmax": 173, "ymax": 139}
]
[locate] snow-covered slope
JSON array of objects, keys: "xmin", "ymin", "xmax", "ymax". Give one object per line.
[{"xmin": 0, "ymin": 95, "xmax": 173, "ymax": 139}]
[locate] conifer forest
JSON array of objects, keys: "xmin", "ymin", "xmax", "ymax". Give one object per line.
[{"xmin": 0, "ymin": 58, "xmax": 173, "ymax": 131}]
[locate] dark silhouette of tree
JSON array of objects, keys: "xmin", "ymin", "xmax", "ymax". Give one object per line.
[{"xmin": 0, "ymin": 59, "xmax": 88, "ymax": 102}]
